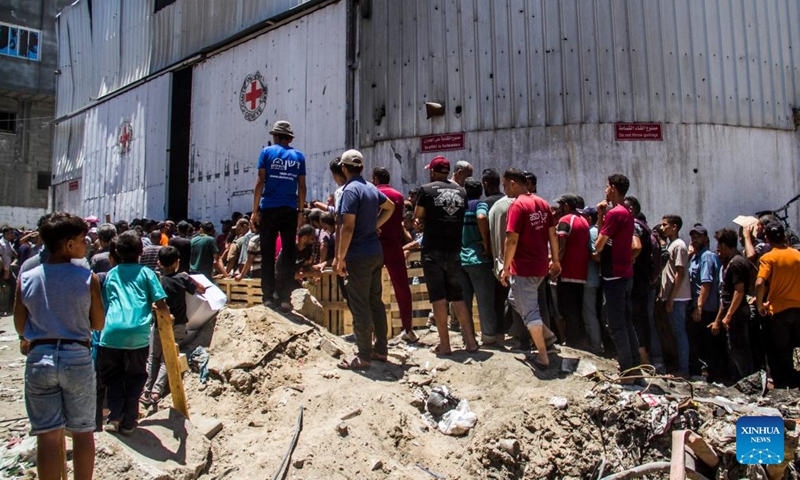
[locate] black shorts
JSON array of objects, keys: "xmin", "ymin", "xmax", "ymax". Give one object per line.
[{"xmin": 421, "ymin": 248, "xmax": 463, "ymax": 302}]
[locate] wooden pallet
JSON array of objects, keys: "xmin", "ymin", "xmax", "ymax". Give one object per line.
[{"xmin": 218, "ymin": 250, "xmax": 481, "ymax": 337}]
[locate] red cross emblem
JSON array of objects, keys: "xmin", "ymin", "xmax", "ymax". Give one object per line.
[
  {"xmin": 239, "ymin": 72, "xmax": 267, "ymax": 121},
  {"xmin": 117, "ymin": 120, "xmax": 133, "ymax": 155}
]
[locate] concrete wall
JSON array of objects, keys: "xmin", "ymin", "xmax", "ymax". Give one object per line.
[
  {"xmin": 0, "ymin": 206, "xmax": 47, "ymax": 228},
  {"xmin": 0, "ymin": 0, "xmax": 72, "ymax": 95},
  {"xmin": 0, "ymin": 96, "xmax": 54, "ymax": 209},
  {"xmin": 358, "ymin": 124, "xmax": 800, "ymax": 237}
]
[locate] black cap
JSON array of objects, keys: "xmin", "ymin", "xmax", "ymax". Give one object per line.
[
  {"xmin": 553, "ymin": 194, "xmax": 581, "ymax": 209},
  {"xmin": 689, "ymin": 225, "xmax": 708, "ymax": 237}
]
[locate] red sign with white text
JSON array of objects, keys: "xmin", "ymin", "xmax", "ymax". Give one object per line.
[
  {"xmin": 615, "ymin": 123, "xmax": 663, "ymax": 141},
  {"xmin": 421, "ymin": 132, "xmax": 465, "ymax": 153},
  {"xmin": 68, "ymin": 180, "xmax": 79, "ymax": 191}
]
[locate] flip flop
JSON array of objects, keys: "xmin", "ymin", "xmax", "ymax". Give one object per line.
[
  {"xmin": 465, "ymin": 345, "xmax": 480, "ymax": 353},
  {"xmin": 370, "ymin": 352, "xmax": 388, "ymax": 362},
  {"xmin": 430, "ymin": 344, "xmax": 452, "ymax": 356},
  {"xmin": 337, "ymin": 357, "xmax": 371, "ymax": 370},
  {"xmin": 525, "ymin": 354, "xmax": 550, "ymax": 371}
]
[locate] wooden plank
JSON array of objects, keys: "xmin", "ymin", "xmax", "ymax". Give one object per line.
[{"xmin": 154, "ymin": 307, "xmax": 189, "ymax": 419}]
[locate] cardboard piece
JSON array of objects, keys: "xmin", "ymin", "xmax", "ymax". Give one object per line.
[
  {"xmin": 186, "ymin": 274, "xmax": 227, "ymax": 330},
  {"xmin": 733, "ymin": 215, "xmax": 759, "ymax": 228}
]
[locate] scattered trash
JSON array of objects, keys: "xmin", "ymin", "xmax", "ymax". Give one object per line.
[
  {"xmin": 335, "ymin": 422, "xmax": 349, "ymax": 437},
  {"xmin": 560, "ymin": 358, "xmax": 579, "ymax": 373},
  {"xmin": 369, "ymin": 459, "xmax": 383, "ymax": 471},
  {"xmin": 438, "ymin": 399, "xmax": 477, "ymax": 436},
  {"xmin": 574, "ymin": 359, "xmax": 598, "ymax": 377},
  {"xmin": 426, "ymin": 386, "xmax": 460, "ymax": 417},
  {"xmin": 549, "ymin": 396, "xmax": 568, "ymax": 409},
  {"xmin": 733, "ymin": 370, "xmax": 768, "ymax": 396},
  {"xmin": 340, "ymin": 408, "xmax": 362, "ymax": 421},
  {"xmin": 189, "ymin": 346, "xmax": 210, "ymax": 384},
  {"xmin": 0, "ymin": 436, "xmax": 36, "ymax": 476}
]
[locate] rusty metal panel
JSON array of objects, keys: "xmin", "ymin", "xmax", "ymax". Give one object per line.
[
  {"xmin": 357, "ymin": 0, "xmax": 800, "ymax": 147},
  {"xmin": 189, "ymin": 2, "xmax": 346, "ymax": 222}
]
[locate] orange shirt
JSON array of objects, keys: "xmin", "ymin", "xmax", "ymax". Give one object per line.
[
  {"xmin": 757, "ymin": 247, "xmax": 800, "ymax": 314},
  {"xmin": 160, "ymin": 233, "xmax": 169, "ymax": 246}
]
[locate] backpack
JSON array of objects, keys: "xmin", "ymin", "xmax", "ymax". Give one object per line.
[{"xmin": 633, "ymin": 219, "xmax": 662, "ymax": 285}]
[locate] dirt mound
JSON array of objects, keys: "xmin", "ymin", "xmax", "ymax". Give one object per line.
[{"xmin": 84, "ymin": 305, "xmax": 800, "ymax": 479}]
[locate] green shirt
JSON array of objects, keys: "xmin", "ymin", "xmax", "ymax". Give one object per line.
[
  {"xmin": 100, "ymin": 264, "xmax": 167, "ymax": 349},
  {"xmin": 190, "ymin": 234, "xmax": 218, "ymax": 277}
]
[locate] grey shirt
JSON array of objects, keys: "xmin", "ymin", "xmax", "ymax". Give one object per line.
[{"xmin": 488, "ymin": 195, "xmax": 514, "ymax": 280}]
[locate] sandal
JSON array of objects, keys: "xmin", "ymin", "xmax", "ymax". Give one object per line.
[
  {"xmin": 465, "ymin": 344, "xmax": 480, "ymax": 354},
  {"xmin": 430, "ymin": 344, "xmax": 452, "ymax": 356},
  {"xmin": 337, "ymin": 357, "xmax": 371, "ymax": 370},
  {"xmin": 370, "ymin": 352, "xmax": 388, "ymax": 362}
]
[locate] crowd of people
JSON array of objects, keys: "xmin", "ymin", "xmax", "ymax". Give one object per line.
[{"xmin": 2, "ymin": 119, "xmax": 799, "ymax": 479}]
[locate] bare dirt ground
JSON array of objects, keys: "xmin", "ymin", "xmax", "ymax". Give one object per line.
[{"xmin": 1, "ymin": 302, "xmax": 799, "ymax": 479}]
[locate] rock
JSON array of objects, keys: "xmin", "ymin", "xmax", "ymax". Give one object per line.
[
  {"xmin": 370, "ymin": 459, "xmax": 383, "ymax": 471},
  {"xmin": 293, "ymin": 458, "xmax": 306, "ymax": 469},
  {"xmin": 319, "ymin": 338, "xmax": 344, "ymax": 359},
  {"xmin": 336, "ymin": 422, "xmax": 349, "ymax": 437},
  {"xmin": 248, "ymin": 420, "xmax": 264, "ymax": 427},
  {"xmin": 340, "ymin": 408, "xmax": 362, "ymax": 420},
  {"xmin": 388, "ymin": 351, "xmax": 410, "ymax": 364},
  {"xmin": 464, "ymin": 358, "xmax": 475, "ymax": 365},
  {"xmin": 407, "ymin": 375, "xmax": 432, "ymax": 387},
  {"xmin": 410, "ymin": 397, "xmax": 426, "ymax": 411},
  {"xmin": 191, "ymin": 415, "xmax": 224, "ymax": 440},
  {"xmin": 207, "ymin": 383, "xmax": 224, "ymax": 398},
  {"xmin": 321, "ymin": 370, "xmax": 340, "ymax": 379},
  {"xmin": 435, "ymin": 363, "xmax": 450, "ymax": 371},
  {"xmin": 228, "ymin": 370, "xmax": 254, "ymax": 394},
  {"xmin": 96, "ymin": 408, "xmax": 210, "ymax": 479},
  {"xmin": 497, "ymin": 439, "xmax": 520, "ymax": 458},
  {"xmin": 291, "ymin": 288, "xmax": 324, "ymax": 324}
]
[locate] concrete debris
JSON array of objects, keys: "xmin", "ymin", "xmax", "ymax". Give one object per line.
[
  {"xmin": 336, "ymin": 422, "xmax": 349, "ymax": 437},
  {"xmin": 340, "ymin": 408, "xmax": 362, "ymax": 421},
  {"xmin": 319, "ymin": 338, "xmax": 344, "ymax": 359}
]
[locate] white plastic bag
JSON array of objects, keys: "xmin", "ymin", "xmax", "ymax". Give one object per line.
[{"xmin": 438, "ymin": 399, "xmax": 477, "ymax": 436}]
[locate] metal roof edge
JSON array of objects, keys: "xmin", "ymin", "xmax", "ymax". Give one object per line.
[{"xmin": 51, "ymin": 0, "xmax": 341, "ymax": 125}]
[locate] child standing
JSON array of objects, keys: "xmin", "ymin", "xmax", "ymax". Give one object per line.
[
  {"xmin": 98, "ymin": 230, "xmax": 169, "ymax": 434},
  {"xmin": 142, "ymin": 246, "xmax": 205, "ymax": 407},
  {"xmin": 15, "ymin": 212, "xmax": 105, "ymax": 480}
]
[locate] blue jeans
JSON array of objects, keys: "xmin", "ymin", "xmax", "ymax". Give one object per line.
[
  {"xmin": 461, "ymin": 263, "xmax": 498, "ymax": 338},
  {"xmin": 668, "ymin": 300, "xmax": 690, "ymax": 375},
  {"xmin": 603, "ymin": 278, "xmax": 641, "ymax": 372},
  {"xmin": 25, "ymin": 343, "xmax": 96, "ymax": 435}
]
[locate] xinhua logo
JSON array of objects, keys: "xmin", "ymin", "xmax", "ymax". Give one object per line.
[{"xmin": 736, "ymin": 416, "xmax": 784, "ymax": 465}]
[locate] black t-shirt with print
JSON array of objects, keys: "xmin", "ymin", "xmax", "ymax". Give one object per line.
[
  {"xmin": 416, "ymin": 181, "xmax": 466, "ymax": 252},
  {"xmin": 720, "ymin": 254, "xmax": 752, "ymax": 311}
]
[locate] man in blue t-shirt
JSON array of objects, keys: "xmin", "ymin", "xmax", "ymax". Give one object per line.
[
  {"xmin": 250, "ymin": 120, "xmax": 307, "ymax": 310},
  {"xmin": 334, "ymin": 149, "xmax": 396, "ymax": 370}
]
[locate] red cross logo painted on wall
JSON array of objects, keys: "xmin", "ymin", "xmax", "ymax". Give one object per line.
[
  {"xmin": 117, "ymin": 120, "xmax": 133, "ymax": 155},
  {"xmin": 239, "ymin": 72, "xmax": 267, "ymax": 121}
]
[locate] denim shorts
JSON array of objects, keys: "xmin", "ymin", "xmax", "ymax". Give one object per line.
[
  {"xmin": 25, "ymin": 342, "xmax": 96, "ymax": 435},
  {"xmin": 421, "ymin": 248, "xmax": 464, "ymax": 302},
  {"xmin": 507, "ymin": 275, "xmax": 545, "ymax": 328}
]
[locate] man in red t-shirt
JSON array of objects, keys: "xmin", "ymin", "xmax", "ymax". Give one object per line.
[
  {"xmin": 594, "ymin": 173, "xmax": 642, "ymax": 378},
  {"xmin": 371, "ymin": 167, "xmax": 416, "ymax": 342},
  {"xmin": 500, "ymin": 169, "xmax": 561, "ymax": 369},
  {"xmin": 554, "ymin": 194, "xmax": 591, "ymax": 349}
]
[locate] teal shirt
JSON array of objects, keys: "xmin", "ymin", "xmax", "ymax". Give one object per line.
[
  {"xmin": 190, "ymin": 234, "xmax": 218, "ymax": 277},
  {"xmin": 461, "ymin": 199, "xmax": 491, "ymax": 266},
  {"xmin": 100, "ymin": 263, "xmax": 167, "ymax": 349}
]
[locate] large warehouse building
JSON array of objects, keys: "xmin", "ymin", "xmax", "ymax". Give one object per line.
[{"xmin": 52, "ymin": 0, "xmax": 800, "ymax": 230}]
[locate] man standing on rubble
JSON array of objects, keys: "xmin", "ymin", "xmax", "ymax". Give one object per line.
[
  {"xmin": 250, "ymin": 120, "xmax": 306, "ymax": 310},
  {"xmin": 756, "ymin": 222, "xmax": 800, "ymax": 388},
  {"xmin": 500, "ymin": 168, "xmax": 560, "ymax": 370},
  {"xmin": 335, "ymin": 150, "xmax": 396, "ymax": 370}
]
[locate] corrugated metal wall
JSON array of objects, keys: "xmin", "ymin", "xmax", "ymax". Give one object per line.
[
  {"xmin": 358, "ymin": 0, "xmax": 800, "ymax": 146},
  {"xmin": 188, "ymin": 1, "xmax": 346, "ymax": 222},
  {"xmin": 52, "ymin": 74, "xmax": 171, "ymax": 220},
  {"xmin": 54, "ymin": 0, "xmax": 316, "ymax": 116}
]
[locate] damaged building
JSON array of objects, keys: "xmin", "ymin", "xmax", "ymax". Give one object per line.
[{"xmin": 52, "ymin": 0, "xmax": 800, "ymax": 229}]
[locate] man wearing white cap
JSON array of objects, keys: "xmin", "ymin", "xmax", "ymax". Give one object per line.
[
  {"xmin": 251, "ymin": 120, "xmax": 307, "ymax": 310},
  {"xmin": 334, "ymin": 150, "xmax": 396, "ymax": 370}
]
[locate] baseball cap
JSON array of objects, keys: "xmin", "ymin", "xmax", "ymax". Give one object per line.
[
  {"xmin": 424, "ymin": 155, "xmax": 450, "ymax": 173},
  {"xmin": 340, "ymin": 149, "xmax": 364, "ymax": 167},
  {"xmin": 689, "ymin": 225, "xmax": 708, "ymax": 237},
  {"xmin": 764, "ymin": 221, "xmax": 786, "ymax": 243},
  {"xmin": 269, "ymin": 120, "xmax": 294, "ymax": 138},
  {"xmin": 553, "ymin": 194, "xmax": 581, "ymax": 209}
]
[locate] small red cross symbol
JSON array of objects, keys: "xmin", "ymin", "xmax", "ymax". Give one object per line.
[
  {"xmin": 119, "ymin": 126, "xmax": 131, "ymax": 149},
  {"xmin": 245, "ymin": 81, "xmax": 263, "ymax": 110}
]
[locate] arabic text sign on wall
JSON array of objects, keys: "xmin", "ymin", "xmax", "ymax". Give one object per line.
[
  {"xmin": 421, "ymin": 132, "xmax": 465, "ymax": 153},
  {"xmin": 615, "ymin": 123, "xmax": 663, "ymax": 141},
  {"xmin": 68, "ymin": 180, "xmax": 79, "ymax": 191}
]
